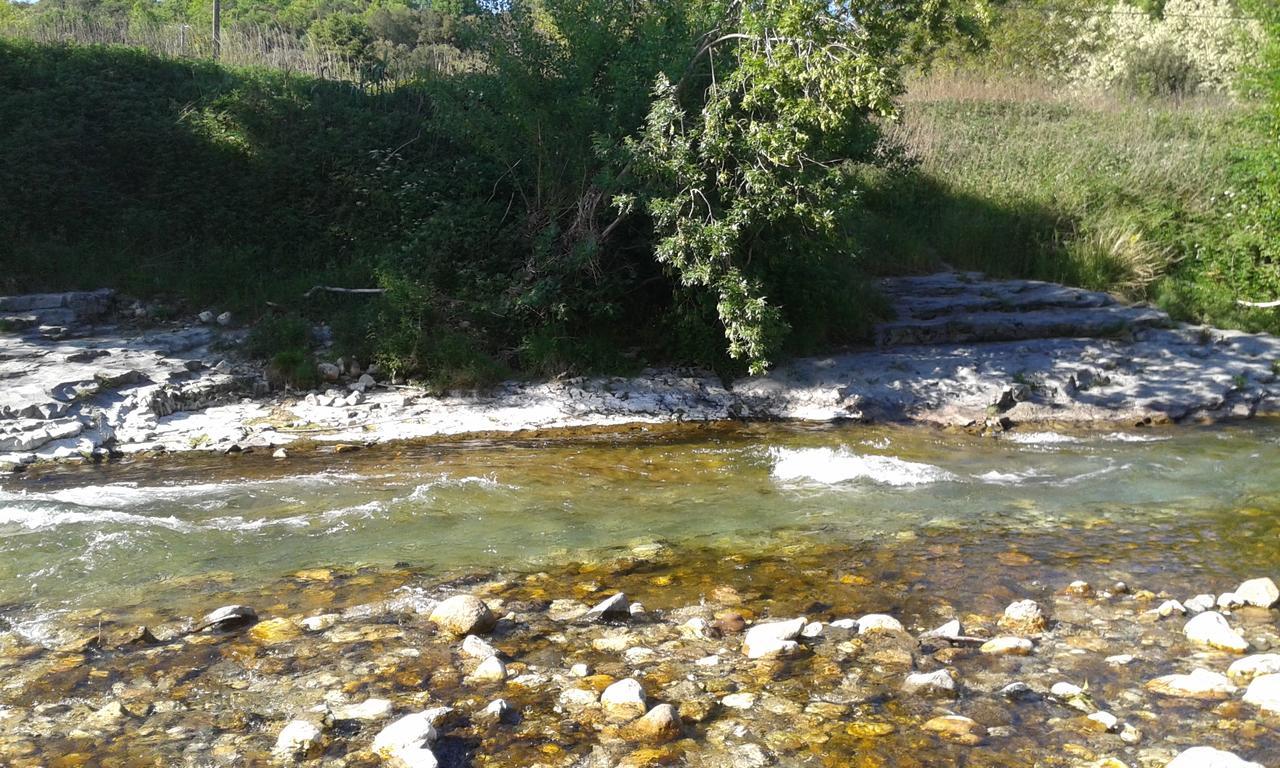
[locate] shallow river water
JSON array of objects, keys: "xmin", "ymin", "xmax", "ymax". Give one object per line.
[{"xmin": 2, "ymin": 421, "xmax": 1280, "ymax": 767}]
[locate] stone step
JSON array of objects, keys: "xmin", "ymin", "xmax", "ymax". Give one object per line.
[
  {"xmin": 875, "ymin": 305, "xmax": 1170, "ymax": 347},
  {"xmin": 0, "ymin": 289, "xmax": 114, "ymax": 327}
]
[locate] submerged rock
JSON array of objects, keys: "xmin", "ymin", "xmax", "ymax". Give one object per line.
[
  {"xmin": 922, "ymin": 715, "xmax": 986, "ymax": 745},
  {"xmin": 624, "ymin": 704, "xmax": 682, "ymax": 743},
  {"xmin": 981, "ymin": 637, "xmax": 1033, "ymax": 656},
  {"xmin": 902, "ymin": 669, "xmax": 956, "ymax": 698},
  {"xmin": 1146, "ymin": 669, "xmax": 1236, "ymax": 700},
  {"xmin": 193, "ymin": 604, "xmax": 258, "ymax": 633},
  {"xmin": 332, "ymin": 698, "xmax": 393, "ymax": 722}
]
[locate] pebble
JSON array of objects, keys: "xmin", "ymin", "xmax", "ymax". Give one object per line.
[
  {"xmin": 902, "ymin": 669, "xmax": 956, "ymax": 697},
  {"xmin": 998, "ymin": 599, "xmax": 1047, "ymax": 635},
  {"xmin": 371, "ymin": 711, "xmax": 443, "ymax": 767},
  {"xmin": 1165, "ymin": 747, "xmax": 1264, "ymax": 768},
  {"xmin": 600, "ymin": 678, "xmax": 647, "ymax": 721},
  {"xmin": 981, "ymin": 636, "xmax": 1034, "ymax": 656},
  {"xmin": 741, "ymin": 617, "xmax": 805, "ymax": 659},
  {"xmin": 331, "ymin": 698, "xmax": 393, "ymax": 722},
  {"xmin": 1086, "ymin": 711, "xmax": 1119, "ymax": 732},
  {"xmin": 1235, "ymin": 577, "xmax": 1279, "ymax": 608},
  {"xmin": 272, "ymin": 720, "xmax": 324, "ymax": 760},
  {"xmin": 1153, "ymin": 599, "xmax": 1186, "ymax": 617},
  {"xmin": 1242, "ymin": 673, "xmax": 1280, "ymax": 713},
  {"xmin": 922, "ymin": 715, "xmax": 986, "ymax": 745},
  {"xmin": 624, "ymin": 704, "xmax": 682, "ymax": 743},
  {"xmin": 467, "ymin": 656, "xmax": 507, "ymax": 684},
  {"xmin": 1183, "ymin": 611, "xmax": 1249, "ymax": 653},
  {"xmin": 857, "ymin": 614, "xmax": 904, "ymax": 634},
  {"xmin": 1227, "ymin": 654, "xmax": 1280, "ymax": 684},
  {"xmin": 462, "ymin": 634, "xmax": 498, "ymax": 660},
  {"xmin": 429, "ymin": 595, "xmax": 496, "ymax": 636},
  {"xmin": 1185, "ymin": 594, "xmax": 1216, "ymax": 613}
]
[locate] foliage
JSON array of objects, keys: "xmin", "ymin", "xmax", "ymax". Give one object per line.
[{"xmin": 1066, "ymin": 0, "xmax": 1265, "ymax": 96}]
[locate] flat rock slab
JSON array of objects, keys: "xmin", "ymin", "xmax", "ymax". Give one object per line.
[{"xmin": 3, "ymin": 271, "xmax": 1280, "ymax": 466}]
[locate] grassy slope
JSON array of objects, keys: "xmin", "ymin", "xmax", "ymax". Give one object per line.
[
  {"xmin": 0, "ymin": 39, "xmax": 430, "ymax": 310},
  {"xmin": 856, "ymin": 75, "xmax": 1280, "ymax": 334}
]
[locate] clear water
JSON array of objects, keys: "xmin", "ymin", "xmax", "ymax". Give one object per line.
[{"xmin": 3, "ymin": 420, "xmax": 1279, "ymax": 635}]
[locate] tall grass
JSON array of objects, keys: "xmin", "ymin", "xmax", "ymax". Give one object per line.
[
  {"xmin": 0, "ymin": 17, "xmax": 362, "ymax": 80},
  {"xmin": 860, "ymin": 71, "xmax": 1253, "ymax": 308}
]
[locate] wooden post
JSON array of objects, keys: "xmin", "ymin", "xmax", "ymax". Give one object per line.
[{"xmin": 211, "ymin": 0, "xmax": 221, "ymax": 60}]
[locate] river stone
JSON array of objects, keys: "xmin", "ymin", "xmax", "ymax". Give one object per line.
[
  {"xmin": 1145, "ymin": 668, "xmax": 1236, "ymax": 700},
  {"xmin": 624, "ymin": 703, "xmax": 682, "ymax": 743},
  {"xmin": 721, "ymin": 692, "xmax": 756, "ymax": 710},
  {"xmin": 741, "ymin": 617, "xmax": 805, "ymax": 659},
  {"xmin": 301, "ymin": 614, "xmax": 338, "ymax": 632},
  {"xmin": 429, "ymin": 595, "xmax": 496, "ymax": 636},
  {"xmin": 1086, "ymin": 711, "xmax": 1120, "ymax": 732},
  {"xmin": 372, "ymin": 711, "xmax": 441, "ymax": 766},
  {"xmin": 1217, "ymin": 592, "xmax": 1245, "ymax": 610},
  {"xmin": 1228, "ymin": 654, "xmax": 1280, "ymax": 684},
  {"xmin": 922, "ymin": 715, "xmax": 986, "ymax": 745},
  {"xmin": 1165, "ymin": 747, "xmax": 1264, "ymax": 768},
  {"xmin": 902, "ymin": 669, "xmax": 956, "ymax": 697},
  {"xmin": 468, "ymin": 656, "xmax": 508, "ymax": 684},
  {"xmin": 194, "ymin": 604, "xmax": 257, "ymax": 632},
  {"xmin": 998, "ymin": 600, "xmax": 1046, "ymax": 635},
  {"xmin": 479, "ymin": 698, "xmax": 512, "ymax": 725},
  {"xmin": 981, "ymin": 636, "xmax": 1033, "ymax": 656},
  {"xmin": 1153, "ymin": 599, "xmax": 1187, "ymax": 617},
  {"xmin": 461, "ymin": 634, "xmax": 498, "ymax": 660},
  {"xmin": 1243, "ymin": 673, "xmax": 1280, "ymax": 713},
  {"xmin": 559, "ymin": 688, "xmax": 599, "ymax": 709},
  {"xmin": 1183, "ymin": 612, "xmax": 1249, "ymax": 653},
  {"xmin": 857, "ymin": 614, "xmax": 904, "ymax": 634},
  {"xmin": 584, "ymin": 592, "xmax": 630, "ymax": 621},
  {"xmin": 1235, "ymin": 577, "xmax": 1279, "ymax": 608},
  {"xmin": 332, "ymin": 698, "xmax": 393, "ymax": 722},
  {"xmin": 601, "ymin": 678, "xmax": 647, "ymax": 721},
  {"xmin": 273, "ymin": 719, "xmax": 324, "ymax": 760},
  {"xmin": 1186, "ymin": 594, "xmax": 1216, "ymax": 613},
  {"xmin": 249, "ymin": 617, "xmax": 300, "ymax": 645}
]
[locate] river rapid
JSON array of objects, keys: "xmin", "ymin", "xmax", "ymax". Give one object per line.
[{"xmin": 2, "ymin": 421, "xmax": 1279, "ymax": 767}]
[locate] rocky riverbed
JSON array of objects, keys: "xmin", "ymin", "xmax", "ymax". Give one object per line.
[
  {"xmin": 4, "ymin": 272, "xmax": 1280, "ymax": 470},
  {"xmin": 2, "ymin": 527, "xmax": 1279, "ymax": 768}
]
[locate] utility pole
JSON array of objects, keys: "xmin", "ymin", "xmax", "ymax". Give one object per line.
[{"xmin": 211, "ymin": 0, "xmax": 221, "ymax": 60}]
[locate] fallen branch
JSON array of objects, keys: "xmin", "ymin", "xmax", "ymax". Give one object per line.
[
  {"xmin": 303, "ymin": 286, "xmax": 387, "ymax": 298},
  {"xmin": 1237, "ymin": 298, "xmax": 1280, "ymax": 308}
]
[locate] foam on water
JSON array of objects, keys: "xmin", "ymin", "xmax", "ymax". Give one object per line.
[
  {"xmin": 770, "ymin": 447, "xmax": 956, "ymax": 487},
  {"xmin": 0, "ymin": 472, "xmax": 369, "ymax": 510}
]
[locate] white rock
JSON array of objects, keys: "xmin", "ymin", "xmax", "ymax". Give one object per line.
[
  {"xmin": 1185, "ymin": 594, "xmax": 1216, "ymax": 613},
  {"xmin": 1228, "ymin": 654, "xmax": 1280, "ymax": 684},
  {"xmin": 902, "ymin": 669, "xmax": 956, "ymax": 697},
  {"xmin": 1166, "ymin": 747, "xmax": 1264, "ymax": 768},
  {"xmin": 1235, "ymin": 577, "xmax": 1279, "ymax": 608},
  {"xmin": 1051, "ymin": 682, "xmax": 1084, "ymax": 698},
  {"xmin": 1153, "ymin": 599, "xmax": 1186, "ymax": 617},
  {"xmin": 919, "ymin": 619, "xmax": 961, "ymax": 640},
  {"xmin": 1146, "ymin": 668, "xmax": 1236, "ymax": 699},
  {"xmin": 301, "ymin": 614, "xmax": 338, "ymax": 632},
  {"xmin": 584, "ymin": 592, "xmax": 629, "ymax": 621},
  {"xmin": 695, "ymin": 655, "xmax": 721, "ymax": 667},
  {"xmin": 999, "ymin": 599, "xmax": 1047, "ymax": 634},
  {"xmin": 623, "ymin": 647, "xmax": 655, "ymax": 665},
  {"xmin": 829, "ymin": 618, "xmax": 858, "ymax": 630},
  {"xmin": 1183, "ymin": 611, "xmax": 1249, "ymax": 652},
  {"xmin": 801, "ymin": 621, "xmax": 824, "ymax": 638},
  {"xmin": 1217, "ymin": 592, "xmax": 1244, "ymax": 610},
  {"xmin": 558, "ymin": 688, "xmax": 598, "ymax": 709},
  {"xmin": 273, "ymin": 719, "xmax": 324, "ymax": 759},
  {"xmin": 429, "ymin": 595, "xmax": 496, "ymax": 636},
  {"xmin": 600, "ymin": 678, "xmax": 647, "ymax": 720},
  {"xmin": 721, "ymin": 692, "xmax": 757, "ymax": 710},
  {"xmin": 857, "ymin": 614, "xmax": 904, "ymax": 634},
  {"xmin": 461, "ymin": 634, "xmax": 498, "ymax": 660},
  {"xmin": 371, "ymin": 710, "xmax": 448, "ymax": 768},
  {"xmin": 980, "ymin": 636, "xmax": 1033, "ymax": 656},
  {"xmin": 1105, "ymin": 654, "xmax": 1135, "ymax": 666},
  {"xmin": 332, "ymin": 698, "xmax": 393, "ymax": 722},
  {"xmin": 741, "ymin": 617, "xmax": 805, "ymax": 659},
  {"xmin": 216, "ymin": 311, "xmax": 233, "ymax": 326},
  {"xmin": 198, "ymin": 311, "xmax": 215, "ymax": 324},
  {"xmin": 1243, "ymin": 673, "xmax": 1280, "ymax": 713},
  {"xmin": 1086, "ymin": 711, "xmax": 1119, "ymax": 732},
  {"xmin": 467, "ymin": 656, "xmax": 507, "ymax": 684},
  {"xmin": 480, "ymin": 698, "xmax": 511, "ymax": 723},
  {"xmin": 569, "ymin": 663, "xmax": 591, "ymax": 677}
]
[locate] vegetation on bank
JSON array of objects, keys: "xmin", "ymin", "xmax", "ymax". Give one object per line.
[{"xmin": 1, "ymin": 0, "xmax": 1277, "ymax": 386}]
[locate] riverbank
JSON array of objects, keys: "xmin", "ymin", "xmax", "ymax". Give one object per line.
[
  {"xmin": 4, "ymin": 271, "xmax": 1280, "ymax": 470},
  {"xmin": 3, "ymin": 525, "xmax": 1279, "ymax": 768}
]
